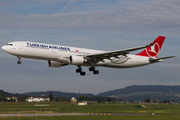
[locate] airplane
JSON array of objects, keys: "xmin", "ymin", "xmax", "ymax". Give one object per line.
[{"xmin": 1, "ymin": 36, "xmax": 176, "ymax": 76}]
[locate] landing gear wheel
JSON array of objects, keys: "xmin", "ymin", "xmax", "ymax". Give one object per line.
[
  {"xmin": 80, "ymin": 72, "xmax": 86, "ymax": 76},
  {"xmin": 76, "ymin": 69, "xmax": 81, "ymax": 73},
  {"xmin": 93, "ymin": 70, "xmax": 99, "ymax": 75},
  {"xmin": 17, "ymin": 61, "xmax": 22, "ymax": 64},
  {"xmin": 17, "ymin": 56, "xmax": 22, "ymax": 64},
  {"xmin": 76, "ymin": 66, "xmax": 86, "ymax": 76},
  {"xmin": 89, "ymin": 67, "xmax": 95, "ymax": 71},
  {"xmin": 89, "ymin": 66, "xmax": 99, "ymax": 75}
]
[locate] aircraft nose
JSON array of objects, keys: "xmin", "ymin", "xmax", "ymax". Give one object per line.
[
  {"xmin": 1, "ymin": 45, "xmax": 7, "ymax": 52},
  {"xmin": 1, "ymin": 46, "xmax": 5, "ymax": 51}
]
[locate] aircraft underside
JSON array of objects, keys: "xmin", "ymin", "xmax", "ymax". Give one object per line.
[{"xmin": 15, "ymin": 54, "xmax": 152, "ymax": 76}]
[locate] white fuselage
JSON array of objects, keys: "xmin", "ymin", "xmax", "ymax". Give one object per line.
[{"xmin": 2, "ymin": 41, "xmax": 151, "ymax": 68}]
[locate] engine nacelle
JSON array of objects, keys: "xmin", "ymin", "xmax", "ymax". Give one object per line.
[
  {"xmin": 48, "ymin": 61, "xmax": 61, "ymax": 68},
  {"xmin": 69, "ymin": 55, "xmax": 85, "ymax": 65}
]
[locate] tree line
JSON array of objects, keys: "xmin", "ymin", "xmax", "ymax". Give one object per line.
[
  {"xmin": 0, "ymin": 94, "xmax": 29, "ymax": 102},
  {"xmin": 0, "ymin": 92, "xmax": 115, "ymax": 103}
]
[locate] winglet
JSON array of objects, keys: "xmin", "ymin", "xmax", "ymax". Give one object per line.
[{"xmin": 136, "ymin": 36, "xmax": 165, "ymax": 58}]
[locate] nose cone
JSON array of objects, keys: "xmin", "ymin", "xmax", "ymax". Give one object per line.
[
  {"xmin": 1, "ymin": 46, "xmax": 5, "ymax": 51},
  {"xmin": 1, "ymin": 45, "xmax": 8, "ymax": 53}
]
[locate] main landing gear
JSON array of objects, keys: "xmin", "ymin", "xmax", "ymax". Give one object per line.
[
  {"xmin": 17, "ymin": 56, "xmax": 22, "ymax": 64},
  {"xmin": 76, "ymin": 66, "xmax": 99, "ymax": 76},
  {"xmin": 76, "ymin": 66, "xmax": 86, "ymax": 76},
  {"xmin": 89, "ymin": 67, "xmax": 99, "ymax": 74}
]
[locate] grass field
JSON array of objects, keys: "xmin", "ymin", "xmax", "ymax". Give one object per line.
[
  {"xmin": 0, "ymin": 116, "xmax": 180, "ymax": 120},
  {"xmin": 0, "ymin": 102, "xmax": 180, "ymax": 120}
]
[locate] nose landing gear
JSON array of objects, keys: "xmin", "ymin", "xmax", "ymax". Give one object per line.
[{"xmin": 17, "ymin": 56, "xmax": 22, "ymax": 64}]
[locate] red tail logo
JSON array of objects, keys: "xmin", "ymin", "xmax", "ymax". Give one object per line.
[
  {"xmin": 136, "ymin": 36, "xmax": 165, "ymax": 58},
  {"xmin": 146, "ymin": 42, "xmax": 160, "ymax": 58}
]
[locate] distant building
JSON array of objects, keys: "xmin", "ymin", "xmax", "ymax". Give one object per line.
[
  {"xmin": 151, "ymin": 99, "xmax": 158, "ymax": 103},
  {"xmin": 6, "ymin": 96, "xmax": 18, "ymax": 102},
  {"xmin": 71, "ymin": 97, "xmax": 77, "ymax": 102},
  {"xmin": 78, "ymin": 101, "xmax": 87, "ymax": 105},
  {"xmin": 26, "ymin": 95, "xmax": 50, "ymax": 102}
]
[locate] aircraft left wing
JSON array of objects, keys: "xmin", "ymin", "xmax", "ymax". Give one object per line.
[{"xmin": 84, "ymin": 43, "xmax": 154, "ymax": 61}]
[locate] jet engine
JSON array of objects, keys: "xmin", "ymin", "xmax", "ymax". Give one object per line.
[
  {"xmin": 48, "ymin": 61, "xmax": 62, "ymax": 68},
  {"xmin": 69, "ymin": 55, "xmax": 85, "ymax": 65}
]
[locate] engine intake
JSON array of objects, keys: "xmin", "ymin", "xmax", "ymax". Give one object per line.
[{"xmin": 69, "ymin": 55, "xmax": 85, "ymax": 65}]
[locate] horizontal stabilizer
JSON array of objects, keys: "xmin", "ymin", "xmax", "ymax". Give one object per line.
[{"xmin": 149, "ymin": 56, "xmax": 176, "ymax": 63}]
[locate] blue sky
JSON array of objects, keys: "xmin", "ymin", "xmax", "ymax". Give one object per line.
[{"xmin": 0, "ymin": 0, "xmax": 180, "ymax": 94}]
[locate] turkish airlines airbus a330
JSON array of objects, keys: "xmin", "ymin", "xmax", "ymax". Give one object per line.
[{"xmin": 1, "ymin": 36, "xmax": 175, "ymax": 76}]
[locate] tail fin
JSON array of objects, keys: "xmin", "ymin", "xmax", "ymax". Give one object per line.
[{"xmin": 136, "ymin": 36, "xmax": 165, "ymax": 58}]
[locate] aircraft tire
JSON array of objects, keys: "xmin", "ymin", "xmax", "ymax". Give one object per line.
[
  {"xmin": 80, "ymin": 72, "xmax": 86, "ymax": 76},
  {"xmin": 89, "ymin": 67, "xmax": 95, "ymax": 71},
  {"xmin": 76, "ymin": 69, "xmax": 81, "ymax": 73},
  {"xmin": 17, "ymin": 61, "xmax": 21, "ymax": 64},
  {"xmin": 93, "ymin": 70, "xmax": 99, "ymax": 74}
]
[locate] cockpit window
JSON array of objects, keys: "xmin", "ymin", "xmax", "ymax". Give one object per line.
[{"xmin": 6, "ymin": 44, "xmax": 13, "ymax": 46}]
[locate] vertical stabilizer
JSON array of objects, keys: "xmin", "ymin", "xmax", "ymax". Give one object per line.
[{"xmin": 136, "ymin": 36, "xmax": 165, "ymax": 58}]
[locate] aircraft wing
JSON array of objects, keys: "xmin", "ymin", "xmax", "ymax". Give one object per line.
[{"xmin": 85, "ymin": 44, "xmax": 154, "ymax": 61}]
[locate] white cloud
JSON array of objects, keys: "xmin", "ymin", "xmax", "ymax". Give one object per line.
[{"xmin": 1, "ymin": 0, "xmax": 180, "ymax": 34}]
